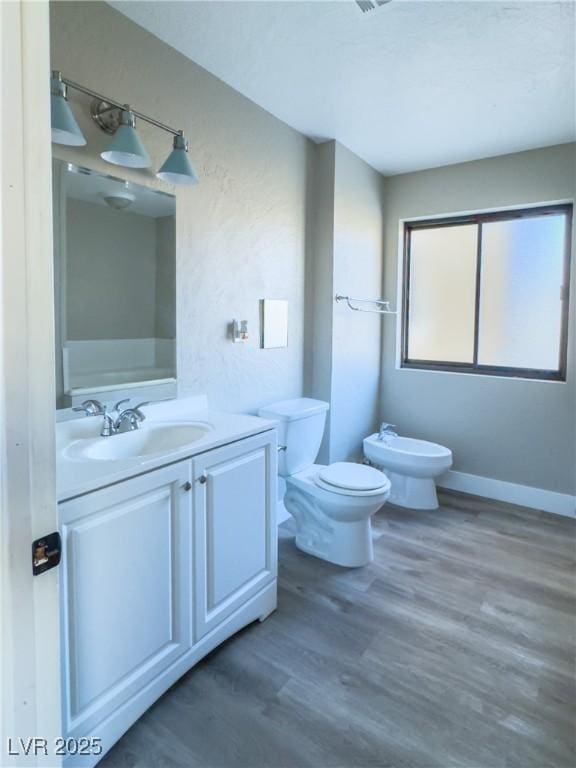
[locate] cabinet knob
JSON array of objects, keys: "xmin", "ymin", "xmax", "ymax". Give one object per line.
[
  {"xmin": 198, "ymin": 475, "xmax": 207, "ymax": 484},
  {"xmin": 182, "ymin": 481, "xmax": 192, "ymax": 492}
]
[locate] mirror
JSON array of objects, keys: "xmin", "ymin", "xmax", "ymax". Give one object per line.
[{"xmin": 53, "ymin": 161, "xmax": 176, "ymax": 409}]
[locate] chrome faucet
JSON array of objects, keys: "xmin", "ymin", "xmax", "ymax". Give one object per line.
[
  {"xmin": 113, "ymin": 399, "xmax": 149, "ymax": 433},
  {"xmin": 72, "ymin": 398, "xmax": 149, "ymax": 436},
  {"xmin": 378, "ymin": 422, "xmax": 398, "ymax": 440},
  {"xmin": 73, "ymin": 399, "xmax": 112, "ymax": 436}
]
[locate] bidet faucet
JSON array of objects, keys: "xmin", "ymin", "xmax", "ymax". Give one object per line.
[{"xmin": 378, "ymin": 422, "xmax": 398, "ymax": 440}]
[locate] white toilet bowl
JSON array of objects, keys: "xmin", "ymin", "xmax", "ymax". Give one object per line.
[
  {"xmin": 258, "ymin": 398, "xmax": 390, "ymax": 568},
  {"xmin": 363, "ymin": 434, "xmax": 452, "ymax": 510},
  {"xmin": 284, "ymin": 463, "xmax": 390, "ymax": 567}
]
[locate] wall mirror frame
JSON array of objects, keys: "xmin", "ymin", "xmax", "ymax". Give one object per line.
[{"xmin": 53, "ymin": 160, "xmax": 177, "ymax": 409}]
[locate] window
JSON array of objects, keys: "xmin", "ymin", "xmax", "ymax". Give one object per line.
[{"xmin": 401, "ymin": 204, "xmax": 572, "ymax": 381}]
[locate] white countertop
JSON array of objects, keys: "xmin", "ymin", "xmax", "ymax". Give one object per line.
[{"xmin": 56, "ymin": 395, "xmax": 277, "ymax": 502}]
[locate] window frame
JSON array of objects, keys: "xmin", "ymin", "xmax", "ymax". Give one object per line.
[{"xmin": 400, "ymin": 204, "xmax": 573, "ymax": 382}]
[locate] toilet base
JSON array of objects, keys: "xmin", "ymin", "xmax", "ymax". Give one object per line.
[
  {"xmin": 283, "ymin": 484, "xmax": 378, "ymax": 568},
  {"xmin": 385, "ymin": 470, "xmax": 439, "ymax": 510},
  {"xmin": 294, "ymin": 518, "xmax": 374, "ymax": 568}
]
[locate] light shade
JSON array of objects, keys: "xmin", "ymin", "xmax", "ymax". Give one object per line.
[
  {"xmin": 156, "ymin": 133, "xmax": 198, "ymax": 185},
  {"xmin": 50, "ymin": 72, "xmax": 86, "ymax": 146},
  {"xmin": 101, "ymin": 110, "xmax": 151, "ymax": 169},
  {"xmin": 102, "ymin": 191, "xmax": 135, "ymax": 210}
]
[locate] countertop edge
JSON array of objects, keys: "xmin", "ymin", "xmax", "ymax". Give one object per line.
[{"xmin": 57, "ymin": 411, "xmax": 278, "ymax": 503}]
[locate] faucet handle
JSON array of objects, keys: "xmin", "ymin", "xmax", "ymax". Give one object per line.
[
  {"xmin": 132, "ymin": 401, "xmax": 150, "ymax": 419},
  {"xmin": 114, "ymin": 398, "xmax": 131, "ymax": 414},
  {"xmin": 378, "ymin": 422, "xmax": 398, "ymax": 439},
  {"xmin": 73, "ymin": 399, "xmax": 106, "ymax": 416}
]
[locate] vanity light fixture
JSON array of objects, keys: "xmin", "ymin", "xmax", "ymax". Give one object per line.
[
  {"xmin": 50, "ymin": 71, "xmax": 87, "ymax": 146},
  {"xmin": 49, "ymin": 71, "xmax": 199, "ymax": 185},
  {"xmin": 156, "ymin": 132, "xmax": 198, "ymax": 186},
  {"xmin": 100, "ymin": 109, "xmax": 151, "ymax": 169}
]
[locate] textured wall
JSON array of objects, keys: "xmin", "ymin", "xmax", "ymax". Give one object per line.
[
  {"xmin": 382, "ymin": 144, "xmax": 576, "ymax": 494},
  {"xmin": 155, "ymin": 215, "xmax": 176, "ymax": 340},
  {"xmin": 330, "ymin": 143, "xmax": 384, "ymax": 461},
  {"xmin": 50, "ymin": 1, "xmax": 312, "ymax": 413},
  {"xmin": 305, "ymin": 141, "xmax": 336, "ymax": 460},
  {"xmin": 305, "ymin": 141, "xmax": 385, "ymax": 463}
]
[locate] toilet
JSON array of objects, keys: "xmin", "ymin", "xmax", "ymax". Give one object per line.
[
  {"xmin": 258, "ymin": 398, "xmax": 390, "ymax": 568},
  {"xmin": 363, "ymin": 433, "xmax": 452, "ymax": 510}
]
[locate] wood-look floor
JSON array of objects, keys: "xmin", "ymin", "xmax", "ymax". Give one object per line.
[{"xmin": 101, "ymin": 491, "xmax": 576, "ymax": 768}]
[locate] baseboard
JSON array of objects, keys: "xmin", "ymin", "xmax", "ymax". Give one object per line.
[{"xmin": 438, "ymin": 470, "xmax": 576, "ymax": 518}]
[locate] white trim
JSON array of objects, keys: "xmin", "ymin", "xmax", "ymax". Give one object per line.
[
  {"xmin": 438, "ymin": 470, "xmax": 576, "ymax": 518},
  {"xmin": 277, "ymin": 499, "xmax": 291, "ymax": 526},
  {"xmin": 393, "ymin": 363, "xmax": 568, "ymax": 384},
  {"xmin": 69, "ymin": 377, "xmax": 176, "ymax": 396},
  {"xmin": 1, "ymin": 2, "xmax": 61, "ymax": 765}
]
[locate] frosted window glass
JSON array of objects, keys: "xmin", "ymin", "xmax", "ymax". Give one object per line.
[
  {"xmin": 407, "ymin": 225, "xmax": 477, "ymax": 362},
  {"xmin": 478, "ymin": 215, "xmax": 566, "ymax": 370}
]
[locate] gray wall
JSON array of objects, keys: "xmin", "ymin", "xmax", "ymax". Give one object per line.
[
  {"xmin": 305, "ymin": 141, "xmax": 336, "ymax": 459},
  {"xmin": 306, "ymin": 141, "xmax": 385, "ymax": 463},
  {"xmin": 155, "ymin": 215, "xmax": 176, "ymax": 340},
  {"xmin": 382, "ymin": 143, "xmax": 576, "ymax": 494},
  {"xmin": 331, "ymin": 142, "xmax": 384, "ymax": 461},
  {"xmin": 51, "ymin": 0, "xmax": 312, "ymax": 413},
  {"xmin": 66, "ymin": 199, "xmax": 158, "ymax": 340}
]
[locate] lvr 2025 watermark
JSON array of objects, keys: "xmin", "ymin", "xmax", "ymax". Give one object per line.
[{"xmin": 7, "ymin": 736, "xmax": 102, "ymax": 757}]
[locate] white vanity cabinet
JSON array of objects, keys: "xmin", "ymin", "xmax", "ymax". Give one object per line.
[
  {"xmin": 59, "ymin": 460, "xmax": 193, "ymax": 743},
  {"xmin": 59, "ymin": 429, "xmax": 277, "ymax": 766},
  {"xmin": 193, "ymin": 434, "xmax": 277, "ymax": 639}
]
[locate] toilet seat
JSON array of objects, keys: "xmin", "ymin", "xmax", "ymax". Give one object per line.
[{"xmin": 314, "ymin": 462, "xmax": 389, "ymax": 497}]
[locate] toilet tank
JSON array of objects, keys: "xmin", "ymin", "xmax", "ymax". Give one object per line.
[{"xmin": 258, "ymin": 398, "xmax": 329, "ymax": 477}]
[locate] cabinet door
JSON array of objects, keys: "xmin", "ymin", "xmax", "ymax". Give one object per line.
[
  {"xmin": 193, "ymin": 431, "xmax": 277, "ymax": 639},
  {"xmin": 59, "ymin": 461, "xmax": 192, "ymax": 737}
]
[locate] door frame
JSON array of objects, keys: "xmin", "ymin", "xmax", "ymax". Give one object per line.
[{"xmin": 1, "ymin": 1, "xmax": 61, "ymax": 765}]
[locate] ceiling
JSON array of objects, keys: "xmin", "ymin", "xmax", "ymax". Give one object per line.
[{"xmin": 109, "ymin": 0, "xmax": 576, "ymax": 175}]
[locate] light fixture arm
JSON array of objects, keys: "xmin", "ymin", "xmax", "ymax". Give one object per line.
[{"xmin": 53, "ymin": 71, "xmax": 182, "ymax": 137}]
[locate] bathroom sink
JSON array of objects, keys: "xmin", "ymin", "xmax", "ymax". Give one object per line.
[{"xmin": 65, "ymin": 422, "xmax": 212, "ymax": 462}]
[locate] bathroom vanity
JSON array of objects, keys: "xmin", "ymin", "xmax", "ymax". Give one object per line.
[
  {"xmin": 57, "ymin": 396, "xmax": 278, "ymax": 767},
  {"xmin": 51, "ymin": 157, "xmax": 279, "ymax": 765}
]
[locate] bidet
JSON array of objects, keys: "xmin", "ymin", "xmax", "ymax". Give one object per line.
[{"xmin": 364, "ymin": 433, "xmax": 452, "ymax": 509}]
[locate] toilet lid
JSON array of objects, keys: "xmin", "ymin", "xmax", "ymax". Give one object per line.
[{"xmin": 318, "ymin": 462, "xmax": 387, "ymax": 492}]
